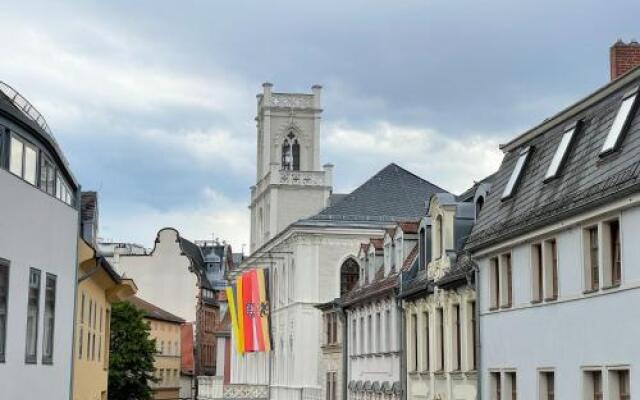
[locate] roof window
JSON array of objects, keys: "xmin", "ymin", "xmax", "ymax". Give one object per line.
[
  {"xmin": 544, "ymin": 121, "xmax": 581, "ymax": 181},
  {"xmin": 502, "ymin": 146, "xmax": 531, "ymax": 200},
  {"xmin": 600, "ymin": 87, "xmax": 638, "ymax": 156}
]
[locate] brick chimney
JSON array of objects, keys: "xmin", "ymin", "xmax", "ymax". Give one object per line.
[{"xmin": 610, "ymin": 39, "xmax": 640, "ymax": 80}]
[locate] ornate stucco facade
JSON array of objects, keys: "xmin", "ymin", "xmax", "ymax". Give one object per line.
[{"xmin": 400, "ymin": 181, "xmax": 491, "ymax": 400}]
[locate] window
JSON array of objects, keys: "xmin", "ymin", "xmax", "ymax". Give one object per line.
[
  {"xmin": 0, "ymin": 260, "xmax": 8, "ymax": 363},
  {"xmin": 375, "ymin": 312, "xmax": 381, "ymax": 352},
  {"xmin": 544, "ymin": 239, "xmax": 558, "ymax": 300},
  {"xmin": 79, "ymin": 327, "xmax": 83, "ymax": 359},
  {"xmin": 104, "ymin": 309, "xmax": 110, "ymax": 368},
  {"xmin": 281, "ymin": 132, "xmax": 300, "ymax": 171},
  {"xmin": 531, "ymin": 244, "xmax": 543, "ymax": 302},
  {"xmin": 9, "ymin": 135, "xmax": 24, "ymax": 177},
  {"xmin": 436, "ymin": 308, "xmax": 444, "ymax": 371},
  {"xmin": 351, "ymin": 318, "xmax": 356, "ymax": 355},
  {"xmin": 56, "ymin": 172, "xmax": 73, "ymax": 206},
  {"xmin": 9, "ymin": 135, "xmax": 39, "ymax": 185},
  {"xmin": 584, "ymin": 227, "xmax": 599, "ymax": 291},
  {"xmin": 410, "ymin": 313, "xmax": 418, "ymax": 371},
  {"xmin": 502, "ymin": 146, "xmax": 531, "ymax": 200},
  {"xmin": 453, "ymin": 304, "xmax": 461, "ymax": 371},
  {"xmin": 422, "ymin": 311, "xmax": 430, "ymax": 371},
  {"xmin": 326, "ymin": 371, "xmax": 337, "ymax": 400},
  {"xmin": 604, "ymin": 219, "xmax": 622, "ymax": 287},
  {"xmin": 80, "ymin": 292, "xmax": 85, "ymax": 323},
  {"xmin": 23, "ymin": 144, "xmax": 37, "ymax": 185},
  {"xmin": 385, "ymin": 309, "xmax": 391, "ymax": 351},
  {"xmin": 545, "ymin": 122, "xmax": 579, "ymax": 181},
  {"xmin": 540, "ymin": 371, "xmax": 555, "ymax": 400},
  {"xmin": 359, "ymin": 317, "xmax": 364, "ymax": 354},
  {"xmin": 25, "ymin": 268, "xmax": 41, "ymax": 363},
  {"xmin": 340, "ymin": 258, "xmax": 359, "ymax": 296},
  {"xmin": 39, "ymin": 156, "xmax": 56, "ymax": 195},
  {"xmin": 367, "ymin": 315, "xmax": 372, "ymax": 353},
  {"xmin": 491, "ymin": 372, "xmax": 502, "ymax": 400},
  {"xmin": 42, "ymin": 274, "xmax": 56, "ymax": 364},
  {"xmin": 501, "ymin": 253, "xmax": 513, "ymax": 308},
  {"xmin": 419, "ymin": 228, "xmax": 426, "ymax": 269},
  {"xmin": 476, "ymin": 196, "xmax": 485, "ymax": 217},
  {"xmin": 611, "ymin": 369, "xmax": 630, "ymax": 400},
  {"xmin": 470, "ymin": 301, "xmax": 476, "ymax": 370},
  {"xmin": 600, "ymin": 89, "xmax": 638, "ymax": 156},
  {"xmin": 587, "ymin": 370, "xmax": 603, "ymax": 400},
  {"xmin": 505, "ymin": 372, "xmax": 517, "ymax": 400},
  {"xmin": 490, "ymin": 257, "xmax": 500, "ymax": 309}
]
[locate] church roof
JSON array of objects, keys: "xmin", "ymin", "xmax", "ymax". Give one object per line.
[{"xmin": 302, "ymin": 163, "xmax": 448, "ymax": 225}]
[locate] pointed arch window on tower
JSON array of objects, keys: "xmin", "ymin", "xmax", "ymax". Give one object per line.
[{"xmin": 282, "ymin": 131, "xmax": 300, "ymax": 171}]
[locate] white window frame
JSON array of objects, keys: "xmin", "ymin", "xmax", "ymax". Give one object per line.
[
  {"xmin": 502, "ymin": 146, "xmax": 531, "ymax": 200},
  {"xmin": 600, "ymin": 87, "xmax": 639, "ymax": 156},
  {"xmin": 545, "ymin": 122, "xmax": 580, "ymax": 181}
]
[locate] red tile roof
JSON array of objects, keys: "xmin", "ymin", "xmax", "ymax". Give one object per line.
[
  {"xmin": 370, "ymin": 238, "xmax": 384, "ymax": 250},
  {"xmin": 397, "ymin": 221, "xmax": 419, "ymax": 234}
]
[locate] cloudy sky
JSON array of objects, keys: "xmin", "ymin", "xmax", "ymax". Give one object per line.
[{"xmin": 3, "ymin": 0, "xmax": 639, "ymax": 251}]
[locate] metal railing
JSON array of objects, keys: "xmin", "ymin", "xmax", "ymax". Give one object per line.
[{"xmin": 0, "ymin": 81, "xmax": 52, "ymax": 135}]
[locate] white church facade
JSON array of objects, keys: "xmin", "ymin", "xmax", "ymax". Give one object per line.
[{"xmin": 229, "ymin": 83, "xmax": 447, "ymax": 400}]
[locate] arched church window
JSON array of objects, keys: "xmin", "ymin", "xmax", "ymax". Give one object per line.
[
  {"xmin": 340, "ymin": 258, "xmax": 360, "ymax": 296},
  {"xmin": 281, "ymin": 131, "xmax": 300, "ymax": 171}
]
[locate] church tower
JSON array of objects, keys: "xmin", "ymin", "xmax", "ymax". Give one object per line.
[{"xmin": 249, "ymin": 83, "xmax": 333, "ymax": 251}]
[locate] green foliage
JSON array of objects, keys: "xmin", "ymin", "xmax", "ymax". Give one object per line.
[{"xmin": 108, "ymin": 301, "xmax": 157, "ymax": 400}]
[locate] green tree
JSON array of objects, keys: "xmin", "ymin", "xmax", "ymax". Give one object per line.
[{"xmin": 108, "ymin": 301, "xmax": 157, "ymax": 400}]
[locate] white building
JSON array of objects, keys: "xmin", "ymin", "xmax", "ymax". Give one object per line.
[
  {"xmin": 466, "ymin": 54, "xmax": 640, "ymax": 399},
  {"xmin": 0, "ymin": 82, "xmax": 79, "ymax": 398},
  {"xmin": 229, "ymin": 83, "xmax": 446, "ymax": 400},
  {"xmin": 109, "ymin": 228, "xmax": 200, "ymax": 323},
  {"xmin": 342, "ymin": 224, "xmax": 420, "ymax": 400}
]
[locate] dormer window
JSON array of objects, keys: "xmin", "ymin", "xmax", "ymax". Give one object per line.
[
  {"xmin": 281, "ymin": 131, "xmax": 300, "ymax": 171},
  {"xmin": 545, "ymin": 122, "xmax": 580, "ymax": 182},
  {"xmin": 600, "ymin": 88, "xmax": 638, "ymax": 156},
  {"xmin": 502, "ymin": 146, "xmax": 531, "ymax": 200}
]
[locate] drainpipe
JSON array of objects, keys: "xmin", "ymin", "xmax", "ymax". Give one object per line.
[
  {"xmin": 473, "ymin": 264, "xmax": 482, "ymax": 400},
  {"xmin": 339, "ymin": 304, "xmax": 348, "ymax": 400},
  {"xmin": 398, "ymin": 298, "xmax": 406, "ymax": 400}
]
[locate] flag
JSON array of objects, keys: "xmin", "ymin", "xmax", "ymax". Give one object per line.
[{"xmin": 226, "ymin": 285, "xmax": 243, "ymax": 354}]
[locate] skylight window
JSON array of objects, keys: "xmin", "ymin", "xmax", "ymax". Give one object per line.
[
  {"xmin": 544, "ymin": 121, "xmax": 580, "ymax": 181},
  {"xmin": 502, "ymin": 146, "xmax": 531, "ymax": 200},
  {"xmin": 600, "ymin": 88, "xmax": 639, "ymax": 156}
]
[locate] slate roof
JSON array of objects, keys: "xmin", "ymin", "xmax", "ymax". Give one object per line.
[
  {"xmin": 179, "ymin": 237, "xmax": 214, "ymax": 290},
  {"xmin": 401, "ymin": 244, "xmax": 419, "ymax": 272},
  {"xmin": 456, "ymin": 172, "xmax": 497, "ymax": 202},
  {"xmin": 128, "ymin": 296, "xmax": 185, "ymax": 324},
  {"xmin": 303, "ymin": 163, "xmax": 447, "ymax": 225},
  {"xmin": 436, "ymin": 252, "xmax": 475, "ymax": 289},
  {"xmin": 467, "ymin": 66, "xmax": 640, "ymax": 251}
]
